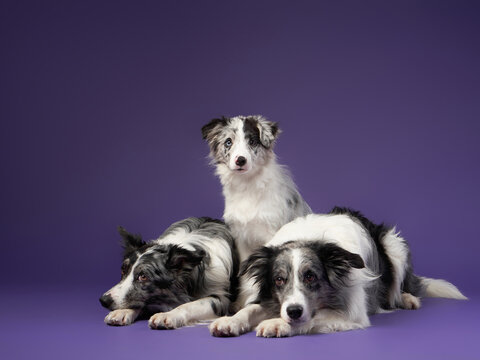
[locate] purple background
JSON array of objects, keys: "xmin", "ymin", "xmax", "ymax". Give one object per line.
[{"xmin": 1, "ymin": 1, "xmax": 479, "ymax": 359}]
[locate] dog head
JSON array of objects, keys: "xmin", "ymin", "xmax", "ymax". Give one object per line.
[
  {"xmin": 99, "ymin": 227, "xmax": 205, "ymax": 313},
  {"xmin": 241, "ymin": 241, "xmax": 364, "ymax": 325},
  {"xmin": 201, "ymin": 115, "xmax": 280, "ymax": 175}
]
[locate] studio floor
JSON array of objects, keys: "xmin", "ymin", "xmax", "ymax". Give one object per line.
[{"xmin": 1, "ymin": 287, "xmax": 478, "ymax": 360}]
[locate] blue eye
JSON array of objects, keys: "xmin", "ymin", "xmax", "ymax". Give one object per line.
[
  {"xmin": 249, "ymin": 138, "xmax": 258, "ymax": 146},
  {"xmin": 225, "ymin": 138, "xmax": 232, "ymax": 147}
]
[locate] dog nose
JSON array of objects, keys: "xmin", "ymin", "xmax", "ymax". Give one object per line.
[
  {"xmin": 99, "ymin": 294, "xmax": 114, "ymax": 309},
  {"xmin": 286, "ymin": 304, "xmax": 303, "ymax": 320},
  {"xmin": 235, "ymin": 156, "xmax": 246, "ymax": 166}
]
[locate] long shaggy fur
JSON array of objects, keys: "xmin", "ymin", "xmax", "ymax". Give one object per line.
[
  {"xmin": 202, "ymin": 115, "xmax": 312, "ymax": 263},
  {"xmin": 100, "ymin": 217, "xmax": 239, "ymax": 329},
  {"xmin": 202, "ymin": 115, "xmax": 312, "ymax": 310},
  {"xmin": 209, "ymin": 208, "xmax": 466, "ymax": 337}
]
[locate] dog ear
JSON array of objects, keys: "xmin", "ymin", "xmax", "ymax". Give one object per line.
[
  {"xmin": 166, "ymin": 245, "xmax": 205, "ymax": 271},
  {"xmin": 255, "ymin": 116, "xmax": 280, "ymax": 148},
  {"xmin": 201, "ymin": 117, "xmax": 228, "ymax": 141},
  {"xmin": 316, "ymin": 243, "xmax": 365, "ymax": 288},
  {"xmin": 240, "ymin": 246, "xmax": 275, "ymax": 300},
  {"xmin": 118, "ymin": 226, "xmax": 145, "ymax": 253}
]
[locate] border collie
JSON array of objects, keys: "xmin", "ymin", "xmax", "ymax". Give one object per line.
[
  {"xmin": 201, "ymin": 115, "xmax": 312, "ymax": 263},
  {"xmin": 99, "ymin": 217, "xmax": 238, "ymax": 329},
  {"xmin": 202, "ymin": 115, "xmax": 312, "ymax": 309},
  {"xmin": 209, "ymin": 207, "xmax": 467, "ymax": 337}
]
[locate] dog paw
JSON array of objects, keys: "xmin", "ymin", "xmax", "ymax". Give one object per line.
[
  {"xmin": 209, "ymin": 316, "xmax": 249, "ymax": 337},
  {"xmin": 104, "ymin": 309, "xmax": 137, "ymax": 326},
  {"xmin": 256, "ymin": 318, "xmax": 292, "ymax": 338},
  {"xmin": 149, "ymin": 310, "xmax": 187, "ymax": 330},
  {"xmin": 401, "ymin": 293, "xmax": 421, "ymax": 310}
]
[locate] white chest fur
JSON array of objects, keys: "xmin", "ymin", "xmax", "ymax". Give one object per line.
[{"xmin": 221, "ymin": 162, "xmax": 309, "ymax": 262}]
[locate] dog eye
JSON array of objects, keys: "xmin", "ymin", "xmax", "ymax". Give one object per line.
[
  {"xmin": 248, "ymin": 138, "xmax": 258, "ymax": 146},
  {"xmin": 224, "ymin": 138, "xmax": 232, "ymax": 148},
  {"xmin": 275, "ymin": 276, "xmax": 285, "ymax": 287},
  {"xmin": 304, "ymin": 271, "xmax": 316, "ymax": 283},
  {"xmin": 138, "ymin": 273, "xmax": 148, "ymax": 282}
]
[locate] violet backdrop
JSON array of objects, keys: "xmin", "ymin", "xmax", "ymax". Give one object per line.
[{"xmin": 1, "ymin": 1, "xmax": 479, "ymax": 359}]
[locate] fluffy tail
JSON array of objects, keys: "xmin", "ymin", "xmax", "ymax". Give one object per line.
[{"xmin": 420, "ymin": 277, "xmax": 468, "ymax": 300}]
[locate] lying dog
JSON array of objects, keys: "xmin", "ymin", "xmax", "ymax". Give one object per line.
[
  {"xmin": 99, "ymin": 217, "xmax": 238, "ymax": 329},
  {"xmin": 209, "ymin": 207, "xmax": 467, "ymax": 337}
]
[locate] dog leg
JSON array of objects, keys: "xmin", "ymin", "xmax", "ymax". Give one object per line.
[
  {"xmin": 209, "ymin": 303, "xmax": 270, "ymax": 337},
  {"xmin": 149, "ymin": 296, "xmax": 227, "ymax": 330},
  {"xmin": 104, "ymin": 309, "xmax": 140, "ymax": 326},
  {"xmin": 400, "ymin": 292, "xmax": 421, "ymax": 310},
  {"xmin": 306, "ymin": 309, "xmax": 367, "ymax": 334},
  {"xmin": 256, "ymin": 318, "xmax": 293, "ymax": 337}
]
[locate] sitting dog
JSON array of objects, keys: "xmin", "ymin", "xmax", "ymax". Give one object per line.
[
  {"xmin": 202, "ymin": 115, "xmax": 312, "ymax": 309},
  {"xmin": 201, "ymin": 115, "xmax": 312, "ymax": 263},
  {"xmin": 99, "ymin": 217, "xmax": 238, "ymax": 329},
  {"xmin": 209, "ymin": 207, "xmax": 467, "ymax": 337}
]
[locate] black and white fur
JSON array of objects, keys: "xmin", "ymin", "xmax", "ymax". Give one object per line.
[
  {"xmin": 201, "ymin": 115, "xmax": 312, "ymax": 263},
  {"xmin": 209, "ymin": 207, "xmax": 467, "ymax": 337},
  {"xmin": 99, "ymin": 217, "xmax": 238, "ymax": 329},
  {"xmin": 202, "ymin": 115, "xmax": 312, "ymax": 309}
]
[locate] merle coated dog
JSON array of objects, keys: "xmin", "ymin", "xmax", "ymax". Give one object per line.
[
  {"xmin": 209, "ymin": 208, "xmax": 466, "ymax": 337},
  {"xmin": 202, "ymin": 115, "xmax": 312, "ymax": 309},
  {"xmin": 100, "ymin": 217, "xmax": 238, "ymax": 329}
]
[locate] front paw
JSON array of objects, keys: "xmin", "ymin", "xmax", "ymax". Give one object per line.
[
  {"xmin": 256, "ymin": 318, "xmax": 292, "ymax": 338},
  {"xmin": 209, "ymin": 316, "xmax": 250, "ymax": 337},
  {"xmin": 149, "ymin": 310, "xmax": 187, "ymax": 330},
  {"xmin": 104, "ymin": 309, "xmax": 137, "ymax": 326},
  {"xmin": 401, "ymin": 293, "xmax": 421, "ymax": 310}
]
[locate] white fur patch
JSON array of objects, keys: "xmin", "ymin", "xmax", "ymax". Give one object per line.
[
  {"xmin": 268, "ymin": 214, "xmax": 374, "ymax": 262},
  {"xmin": 280, "ymin": 249, "xmax": 310, "ymax": 323},
  {"xmin": 421, "ymin": 277, "xmax": 468, "ymax": 300},
  {"xmin": 222, "ymin": 162, "xmax": 311, "ymax": 263},
  {"xmin": 105, "ymin": 269, "xmax": 136, "ymax": 308},
  {"xmin": 228, "ymin": 118, "xmax": 252, "ymax": 172},
  {"xmin": 256, "ymin": 318, "xmax": 292, "ymax": 337},
  {"xmin": 401, "ymin": 292, "xmax": 421, "ymax": 310},
  {"xmin": 104, "ymin": 309, "xmax": 139, "ymax": 326},
  {"xmin": 381, "ymin": 229, "xmax": 409, "ymax": 307}
]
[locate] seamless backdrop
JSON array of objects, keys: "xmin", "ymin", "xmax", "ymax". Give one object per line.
[{"xmin": 1, "ymin": 1, "xmax": 479, "ymax": 359}]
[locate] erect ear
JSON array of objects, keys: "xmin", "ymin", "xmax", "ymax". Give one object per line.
[
  {"xmin": 316, "ymin": 243, "xmax": 365, "ymax": 288},
  {"xmin": 240, "ymin": 246, "xmax": 275, "ymax": 300},
  {"xmin": 166, "ymin": 245, "xmax": 206, "ymax": 271},
  {"xmin": 201, "ymin": 117, "xmax": 228, "ymax": 141},
  {"xmin": 254, "ymin": 116, "xmax": 280, "ymax": 148},
  {"xmin": 118, "ymin": 226, "xmax": 145, "ymax": 253}
]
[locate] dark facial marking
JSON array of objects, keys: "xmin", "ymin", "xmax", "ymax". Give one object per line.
[
  {"xmin": 201, "ymin": 117, "xmax": 229, "ymax": 140},
  {"xmin": 243, "ymin": 117, "xmax": 262, "ymax": 148}
]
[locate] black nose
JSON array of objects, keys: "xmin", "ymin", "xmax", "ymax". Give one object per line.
[
  {"xmin": 99, "ymin": 294, "xmax": 113, "ymax": 309},
  {"xmin": 235, "ymin": 156, "xmax": 246, "ymax": 166},
  {"xmin": 286, "ymin": 304, "xmax": 303, "ymax": 320}
]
